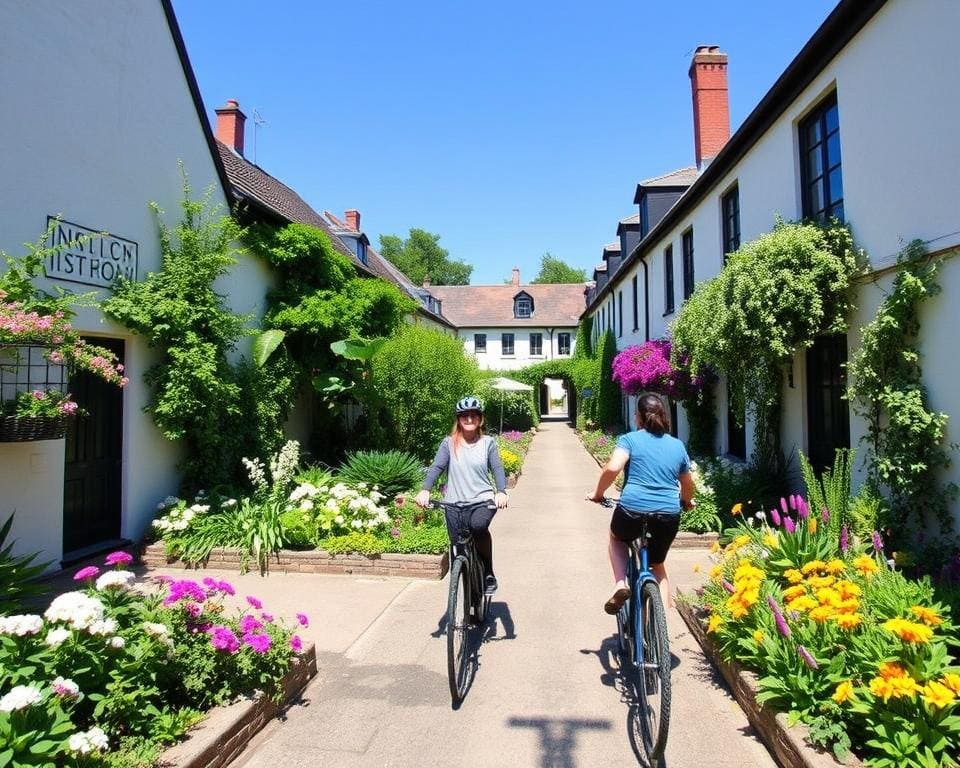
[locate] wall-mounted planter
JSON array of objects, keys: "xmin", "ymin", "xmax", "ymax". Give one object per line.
[{"xmin": 0, "ymin": 414, "xmax": 68, "ymax": 442}]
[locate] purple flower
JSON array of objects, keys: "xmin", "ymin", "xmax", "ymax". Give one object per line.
[
  {"xmin": 797, "ymin": 645, "xmax": 819, "ymax": 669},
  {"xmin": 722, "ymin": 580, "xmax": 735, "ymax": 594},
  {"xmin": 239, "ymin": 615, "xmax": 263, "ymax": 634},
  {"xmin": 797, "ymin": 497, "xmax": 809, "ymax": 519},
  {"xmin": 290, "ymin": 634, "xmax": 303, "ymax": 653},
  {"xmin": 780, "ymin": 497, "xmax": 789, "ymax": 518},
  {"xmin": 217, "ymin": 580, "xmax": 235, "ymax": 596},
  {"xmin": 184, "ymin": 602, "xmax": 201, "ymax": 618},
  {"xmin": 261, "ymin": 612, "xmax": 274, "ymax": 623},
  {"xmin": 73, "ymin": 566, "xmax": 100, "ymax": 582},
  {"xmin": 767, "ymin": 596, "xmax": 792, "ymax": 638},
  {"xmin": 820, "ymin": 506, "xmax": 830, "ymax": 525},
  {"xmin": 840, "ymin": 524, "xmax": 849, "ymax": 554},
  {"xmin": 871, "ymin": 530, "xmax": 884, "ymax": 554},
  {"xmin": 788, "ymin": 495, "xmax": 797, "ymax": 511},
  {"xmin": 783, "ymin": 516, "xmax": 796, "ymax": 534},
  {"xmin": 208, "ymin": 626, "xmax": 240, "ymax": 654},
  {"xmin": 202, "ymin": 577, "xmax": 219, "ymax": 593},
  {"xmin": 296, "ymin": 613, "xmax": 309, "ymax": 628},
  {"xmin": 770, "ymin": 508, "xmax": 781, "ymax": 527},
  {"xmin": 246, "ymin": 595, "xmax": 263, "ymax": 610},
  {"xmin": 164, "ymin": 579, "xmax": 207, "ymax": 606},
  {"xmin": 105, "ymin": 551, "xmax": 133, "ymax": 567},
  {"xmin": 243, "ymin": 632, "xmax": 272, "ymax": 654}
]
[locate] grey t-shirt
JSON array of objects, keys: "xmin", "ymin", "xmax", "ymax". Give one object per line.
[{"xmin": 423, "ymin": 435, "xmax": 507, "ymax": 504}]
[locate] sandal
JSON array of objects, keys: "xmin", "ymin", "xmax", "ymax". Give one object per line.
[{"xmin": 604, "ymin": 586, "xmax": 631, "ymax": 615}]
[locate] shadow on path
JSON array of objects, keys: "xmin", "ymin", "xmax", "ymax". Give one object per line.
[{"xmin": 507, "ymin": 716, "xmax": 612, "ymax": 768}]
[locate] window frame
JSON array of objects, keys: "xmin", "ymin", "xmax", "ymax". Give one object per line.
[
  {"xmin": 474, "ymin": 333, "xmax": 487, "ymax": 353},
  {"xmin": 721, "ymin": 184, "xmax": 740, "ymax": 262},
  {"xmin": 558, "ymin": 332, "xmax": 571, "ymax": 356},
  {"xmin": 631, "ymin": 274, "xmax": 639, "ymax": 331},
  {"xmin": 501, "ymin": 332, "xmax": 515, "ymax": 357},
  {"xmin": 799, "ymin": 93, "xmax": 843, "ymax": 223},
  {"xmin": 618, "ymin": 290, "xmax": 623, "ymax": 337},
  {"xmin": 529, "ymin": 332, "xmax": 543, "ymax": 357},
  {"xmin": 664, "ymin": 244, "xmax": 675, "ymax": 315},
  {"xmin": 682, "ymin": 228, "xmax": 695, "ymax": 301},
  {"xmin": 514, "ymin": 296, "xmax": 532, "ymax": 319}
]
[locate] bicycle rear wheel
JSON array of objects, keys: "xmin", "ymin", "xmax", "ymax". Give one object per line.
[
  {"xmin": 446, "ymin": 556, "xmax": 471, "ymax": 702},
  {"xmin": 637, "ymin": 580, "xmax": 671, "ymax": 762}
]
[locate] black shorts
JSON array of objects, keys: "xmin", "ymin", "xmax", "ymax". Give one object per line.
[
  {"xmin": 610, "ymin": 505, "xmax": 680, "ymax": 565},
  {"xmin": 442, "ymin": 500, "xmax": 496, "ymax": 543}
]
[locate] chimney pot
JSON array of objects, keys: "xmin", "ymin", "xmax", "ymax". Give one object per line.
[
  {"xmin": 345, "ymin": 209, "xmax": 361, "ymax": 231},
  {"xmin": 512, "ymin": 267, "xmax": 520, "ymax": 287},
  {"xmin": 689, "ymin": 45, "xmax": 730, "ymax": 169},
  {"xmin": 422, "ymin": 275, "xmax": 431, "ymax": 288},
  {"xmin": 215, "ymin": 99, "xmax": 247, "ymax": 156}
]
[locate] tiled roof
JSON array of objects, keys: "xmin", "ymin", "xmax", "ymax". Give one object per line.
[
  {"xmin": 363, "ymin": 246, "xmax": 454, "ymax": 327},
  {"xmin": 639, "ymin": 166, "xmax": 699, "ymax": 188},
  {"xmin": 619, "ymin": 213, "xmax": 640, "ymax": 225},
  {"xmin": 427, "ymin": 284, "xmax": 585, "ymax": 327},
  {"xmin": 216, "ymin": 141, "xmax": 372, "ymax": 273},
  {"xmin": 603, "ymin": 241, "xmax": 621, "ymax": 253}
]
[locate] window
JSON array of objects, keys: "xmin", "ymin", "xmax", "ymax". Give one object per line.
[
  {"xmin": 727, "ymin": 383, "xmax": 745, "ymax": 459},
  {"xmin": 514, "ymin": 296, "xmax": 532, "ymax": 318},
  {"xmin": 357, "ymin": 240, "xmax": 368, "ymax": 265},
  {"xmin": 501, "ymin": 333, "xmax": 515, "ymax": 356},
  {"xmin": 806, "ymin": 334, "xmax": 850, "ymax": 471},
  {"xmin": 664, "ymin": 245, "xmax": 675, "ymax": 314},
  {"xmin": 722, "ymin": 185, "xmax": 740, "ymax": 261},
  {"xmin": 558, "ymin": 332, "xmax": 571, "ymax": 355},
  {"xmin": 474, "ymin": 333, "xmax": 486, "ymax": 353},
  {"xmin": 529, "ymin": 333, "xmax": 542, "ymax": 356},
  {"xmin": 639, "ymin": 197, "xmax": 649, "ymax": 237},
  {"xmin": 800, "ymin": 94, "xmax": 843, "ymax": 222},
  {"xmin": 618, "ymin": 290, "xmax": 623, "ymax": 337},
  {"xmin": 682, "ymin": 229, "xmax": 695, "ymax": 300},
  {"xmin": 632, "ymin": 274, "xmax": 639, "ymax": 331}
]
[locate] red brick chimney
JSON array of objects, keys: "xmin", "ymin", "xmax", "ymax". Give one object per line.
[
  {"xmin": 512, "ymin": 267, "xmax": 520, "ymax": 287},
  {"xmin": 689, "ymin": 46, "xmax": 729, "ymax": 170},
  {"xmin": 215, "ymin": 99, "xmax": 246, "ymax": 156},
  {"xmin": 345, "ymin": 209, "xmax": 361, "ymax": 231}
]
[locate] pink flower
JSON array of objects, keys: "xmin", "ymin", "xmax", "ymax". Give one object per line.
[
  {"xmin": 296, "ymin": 613, "xmax": 309, "ymax": 628},
  {"xmin": 290, "ymin": 635, "xmax": 303, "ymax": 653},
  {"xmin": 390, "ymin": 527, "xmax": 401, "ymax": 539},
  {"xmin": 394, "ymin": 496, "xmax": 405, "ymax": 507},
  {"xmin": 104, "ymin": 551, "xmax": 133, "ymax": 567},
  {"xmin": 239, "ymin": 615, "xmax": 263, "ymax": 634},
  {"xmin": 32, "ymin": 390, "xmax": 44, "ymax": 400},
  {"xmin": 243, "ymin": 632, "xmax": 272, "ymax": 654},
  {"xmin": 208, "ymin": 626, "xmax": 240, "ymax": 653},
  {"xmin": 246, "ymin": 596, "xmax": 263, "ymax": 610},
  {"xmin": 73, "ymin": 566, "xmax": 100, "ymax": 582},
  {"xmin": 260, "ymin": 612, "xmax": 274, "ymax": 623},
  {"xmin": 184, "ymin": 602, "xmax": 201, "ymax": 618},
  {"xmin": 217, "ymin": 580, "xmax": 235, "ymax": 596}
]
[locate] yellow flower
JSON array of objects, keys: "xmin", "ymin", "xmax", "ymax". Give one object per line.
[
  {"xmin": 835, "ymin": 580, "xmax": 862, "ymax": 600},
  {"xmin": 824, "ymin": 559, "xmax": 847, "ymax": 575},
  {"xmin": 832, "ymin": 681, "xmax": 854, "ymax": 704},
  {"xmin": 783, "ymin": 569, "xmax": 804, "ymax": 584},
  {"xmin": 910, "ymin": 606, "xmax": 943, "ymax": 627},
  {"xmin": 710, "ymin": 541, "xmax": 721, "ymax": 553},
  {"xmin": 762, "ymin": 532, "xmax": 779, "ymax": 549},
  {"xmin": 809, "ymin": 605, "xmax": 836, "ymax": 623},
  {"xmin": 734, "ymin": 535, "xmax": 750, "ymax": 547},
  {"xmin": 782, "ymin": 585, "xmax": 807, "ymax": 602},
  {"xmin": 883, "ymin": 618, "xmax": 934, "ymax": 644},
  {"xmin": 806, "ymin": 575, "xmax": 836, "ymax": 590},
  {"xmin": 837, "ymin": 598, "xmax": 861, "ymax": 614},
  {"xmin": 753, "ymin": 630, "xmax": 764, "ymax": 645},
  {"xmin": 870, "ymin": 673, "xmax": 921, "ymax": 702},
  {"xmin": 853, "ymin": 554, "xmax": 879, "ymax": 576},
  {"xmin": 835, "ymin": 613, "xmax": 863, "ymax": 630},
  {"xmin": 707, "ymin": 615, "xmax": 723, "ymax": 633},
  {"xmin": 807, "ymin": 517, "xmax": 818, "ymax": 535},
  {"xmin": 692, "ymin": 564, "xmax": 701, "ymax": 573},
  {"xmin": 941, "ymin": 673, "xmax": 960, "ymax": 694},
  {"xmin": 801, "ymin": 560, "xmax": 827, "ymax": 575},
  {"xmin": 922, "ymin": 680, "xmax": 956, "ymax": 709},
  {"xmin": 731, "ymin": 502, "xmax": 743, "ymax": 516},
  {"xmin": 786, "ymin": 596, "xmax": 818, "ymax": 613},
  {"xmin": 709, "ymin": 565, "xmax": 723, "ymax": 581},
  {"xmin": 869, "ymin": 676, "xmax": 896, "ymax": 702},
  {"xmin": 728, "ymin": 598, "xmax": 750, "ymax": 619},
  {"xmin": 878, "ymin": 662, "xmax": 907, "ymax": 680},
  {"xmin": 816, "ymin": 587, "xmax": 842, "ymax": 608}
]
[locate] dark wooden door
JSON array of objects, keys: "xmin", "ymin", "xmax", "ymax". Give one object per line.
[
  {"xmin": 727, "ymin": 383, "xmax": 746, "ymax": 459},
  {"xmin": 63, "ymin": 337, "xmax": 124, "ymax": 554},
  {"xmin": 806, "ymin": 334, "xmax": 850, "ymax": 472}
]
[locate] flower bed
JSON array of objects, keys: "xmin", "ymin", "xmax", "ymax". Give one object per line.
[
  {"xmin": 496, "ymin": 428, "xmax": 534, "ymax": 484},
  {"xmin": 694, "ymin": 497, "xmax": 960, "ymax": 767},
  {"xmin": 0, "ymin": 552, "xmax": 312, "ymax": 767}
]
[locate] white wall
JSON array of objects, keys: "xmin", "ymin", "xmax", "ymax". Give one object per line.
[
  {"xmin": 0, "ymin": 1, "xmax": 269, "ymax": 564},
  {"xmin": 461, "ymin": 326, "xmax": 577, "ymax": 370}
]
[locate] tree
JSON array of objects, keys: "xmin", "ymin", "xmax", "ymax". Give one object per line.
[
  {"xmin": 531, "ymin": 253, "xmax": 587, "ymax": 284},
  {"xmin": 379, "ymin": 228, "xmax": 472, "ymax": 285}
]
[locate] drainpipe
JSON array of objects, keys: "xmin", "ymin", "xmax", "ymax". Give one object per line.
[
  {"xmin": 546, "ymin": 327, "xmax": 554, "ymax": 360},
  {"xmin": 641, "ymin": 253, "xmax": 650, "ymax": 341}
]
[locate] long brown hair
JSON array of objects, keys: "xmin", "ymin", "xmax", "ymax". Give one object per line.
[
  {"xmin": 636, "ymin": 393, "xmax": 670, "ymax": 436},
  {"xmin": 449, "ymin": 413, "xmax": 485, "ymax": 457}
]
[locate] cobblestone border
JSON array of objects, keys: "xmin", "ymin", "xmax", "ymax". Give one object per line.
[
  {"xmin": 141, "ymin": 543, "xmax": 449, "ymax": 580},
  {"xmin": 157, "ymin": 643, "xmax": 317, "ymax": 768},
  {"xmin": 676, "ymin": 600, "xmax": 864, "ymax": 768}
]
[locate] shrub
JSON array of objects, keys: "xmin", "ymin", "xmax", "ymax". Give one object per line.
[
  {"xmin": 595, "ymin": 330, "xmax": 622, "ymax": 430},
  {"xmin": 337, "ymin": 450, "xmax": 425, "ymax": 498},
  {"xmin": 481, "ymin": 388, "xmax": 537, "ymax": 432},
  {"xmin": 0, "ymin": 514, "xmax": 49, "ymax": 616},
  {"xmin": 286, "ymin": 481, "xmax": 390, "ymax": 539},
  {"xmin": 499, "ymin": 448, "xmax": 522, "ymax": 476},
  {"xmin": 319, "ymin": 532, "xmax": 387, "ymax": 555},
  {"xmin": 387, "ymin": 525, "xmax": 448, "ymax": 555},
  {"xmin": 366, "ymin": 325, "xmax": 479, "ymax": 460}
]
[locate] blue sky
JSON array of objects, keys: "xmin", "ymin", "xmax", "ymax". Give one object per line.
[{"xmin": 173, "ymin": 0, "xmax": 838, "ymax": 285}]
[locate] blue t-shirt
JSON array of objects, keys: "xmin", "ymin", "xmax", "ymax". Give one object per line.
[{"xmin": 616, "ymin": 430, "xmax": 691, "ymax": 514}]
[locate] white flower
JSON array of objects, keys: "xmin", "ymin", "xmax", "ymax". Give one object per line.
[
  {"xmin": 44, "ymin": 592, "xmax": 106, "ymax": 630},
  {"xmin": 162, "ymin": 495, "xmax": 180, "ymax": 507},
  {"xmin": 68, "ymin": 727, "xmax": 109, "ymax": 754},
  {"xmin": 95, "ymin": 570, "xmax": 135, "ymax": 591},
  {"xmin": 189, "ymin": 504, "xmax": 209, "ymax": 513},
  {"xmin": 325, "ymin": 498, "xmax": 339, "ymax": 512},
  {"xmin": 0, "ymin": 614, "xmax": 44, "ymax": 637},
  {"xmin": 0, "ymin": 684, "xmax": 43, "ymax": 712},
  {"xmin": 87, "ymin": 618, "xmax": 118, "ymax": 636},
  {"xmin": 269, "ymin": 440, "xmax": 301, "ymax": 488},
  {"xmin": 143, "ymin": 622, "xmax": 169, "ymax": 637},
  {"xmin": 242, "ymin": 456, "xmax": 267, "ymax": 490},
  {"xmin": 52, "ymin": 676, "xmax": 82, "ymax": 699},
  {"xmin": 351, "ymin": 518, "xmax": 363, "ymax": 529},
  {"xmin": 334, "ymin": 515, "xmax": 345, "ymax": 525},
  {"xmin": 299, "ymin": 499, "xmax": 314, "ymax": 511},
  {"xmin": 222, "ymin": 498, "xmax": 237, "ymax": 508},
  {"xmin": 45, "ymin": 627, "xmax": 72, "ymax": 647},
  {"xmin": 108, "ymin": 636, "xmax": 125, "ymax": 649}
]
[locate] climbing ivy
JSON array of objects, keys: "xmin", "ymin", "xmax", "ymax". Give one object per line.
[{"xmin": 847, "ymin": 240, "xmax": 955, "ymax": 541}]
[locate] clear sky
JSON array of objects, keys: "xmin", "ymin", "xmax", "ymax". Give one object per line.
[{"xmin": 172, "ymin": 0, "xmax": 839, "ymax": 285}]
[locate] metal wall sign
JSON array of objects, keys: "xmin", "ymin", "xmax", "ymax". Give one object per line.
[{"xmin": 45, "ymin": 217, "xmax": 138, "ymax": 289}]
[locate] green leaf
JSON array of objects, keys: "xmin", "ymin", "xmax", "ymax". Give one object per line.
[
  {"xmin": 252, "ymin": 329, "xmax": 285, "ymax": 367},
  {"xmin": 330, "ymin": 336, "xmax": 386, "ymax": 361}
]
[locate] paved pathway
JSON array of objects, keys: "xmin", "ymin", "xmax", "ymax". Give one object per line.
[{"xmin": 232, "ymin": 421, "xmax": 777, "ymax": 768}]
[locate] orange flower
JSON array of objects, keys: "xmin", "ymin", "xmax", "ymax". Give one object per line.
[
  {"xmin": 809, "ymin": 605, "xmax": 835, "ymax": 623},
  {"xmin": 815, "ymin": 587, "xmax": 842, "ymax": 607},
  {"xmin": 806, "ymin": 575, "xmax": 836, "ymax": 590},
  {"xmin": 835, "ymin": 580, "xmax": 862, "ymax": 600},
  {"xmin": 731, "ymin": 503, "xmax": 743, "ymax": 516},
  {"xmin": 786, "ymin": 596, "xmax": 818, "ymax": 613},
  {"xmin": 878, "ymin": 662, "xmax": 907, "ymax": 680},
  {"xmin": 910, "ymin": 605, "xmax": 943, "ymax": 627},
  {"xmin": 782, "ymin": 585, "xmax": 807, "ymax": 602},
  {"xmin": 783, "ymin": 569, "xmax": 804, "ymax": 584},
  {"xmin": 832, "ymin": 681, "xmax": 854, "ymax": 704},
  {"xmin": 883, "ymin": 618, "xmax": 933, "ymax": 644},
  {"xmin": 834, "ymin": 613, "xmax": 863, "ymax": 630},
  {"xmin": 824, "ymin": 559, "xmax": 847, "ymax": 575},
  {"xmin": 853, "ymin": 554, "xmax": 879, "ymax": 576},
  {"xmin": 801, "ymin": 560, "xmax": 827, "ymax": 575}
]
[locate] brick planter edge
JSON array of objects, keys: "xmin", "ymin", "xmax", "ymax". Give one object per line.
[
  {"xmin": 140, "ymin": 543, "xmax": 449, "ymax": 580},
  {"xmin": 157, "ymin": 643, "xmax": 318, "ymax": 768},
  {"xmin": 676, "ymin": 599, "xmax": 864, "ymax": 768}
]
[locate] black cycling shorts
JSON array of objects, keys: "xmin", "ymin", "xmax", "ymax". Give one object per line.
[
  {"xmin": 610, "ymin": 505, "xmax": 680, "ymax": 565},
  {"xmin": 442, "ymin": 500, "xmax": 496, "ymax": 543}
]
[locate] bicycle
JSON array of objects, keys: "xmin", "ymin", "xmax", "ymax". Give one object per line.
[
  {"xmin": 598, "ymin": 498, "xmax": 672, "ymax": 766},
  {"xmin": 432, "ymin": 500, "xmax": 493, "ymax": 703}
]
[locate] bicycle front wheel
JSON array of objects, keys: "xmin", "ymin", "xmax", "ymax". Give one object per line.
[
  {"xmin": 446, "ymin": 556, "xmax": 471, "ymax": 702},
  {"xmin": 637, "ymin": 580, "xmax": 671, "ymax": 762}
]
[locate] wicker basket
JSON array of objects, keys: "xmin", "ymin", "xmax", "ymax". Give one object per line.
[{"xmin": 0, "ymin": 415, "xmax": 68, "ymax": 442}]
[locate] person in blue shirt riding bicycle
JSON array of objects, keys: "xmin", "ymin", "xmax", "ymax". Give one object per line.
[
  {"xmin": 586, "ymin": 393, "xmax": 695, "ymax": 615},
  {"xmin": 416, "ymin": 396, "xmax": 509, "ymax": 595}
]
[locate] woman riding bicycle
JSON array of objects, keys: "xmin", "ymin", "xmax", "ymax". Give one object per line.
[
  {"xmin": 416, "ymin": 396, "xmax": 508, "ymax": 595},
  {"xmin": 586, "ymin": 393, "xmax": 694, "ymax": 614}
]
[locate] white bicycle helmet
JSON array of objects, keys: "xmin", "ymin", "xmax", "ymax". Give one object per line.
[{"xmin": 455, "ymin": 396, "xmax": 484, "ymax": 414}]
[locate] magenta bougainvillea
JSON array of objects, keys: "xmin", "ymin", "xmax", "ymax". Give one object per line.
[{"xmin": 611, "ymin": 338, "xmax": 706, "ymax": 400}]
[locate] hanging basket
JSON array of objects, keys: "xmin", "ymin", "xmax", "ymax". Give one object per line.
[{"xmin": 0, "ymin": 415, "xmax": 68, "ymax": 442}]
